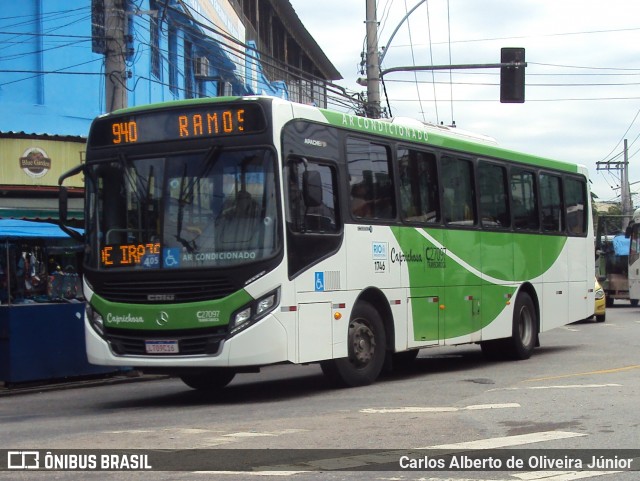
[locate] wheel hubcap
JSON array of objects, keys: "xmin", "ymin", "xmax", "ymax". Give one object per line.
[
  {"xmin": 349, "ymin": 320, "xmax": 376, "ymax": 367},
  {"xmin": 518, "ymin": 305, "xmax": 533, "ymax": 346}
]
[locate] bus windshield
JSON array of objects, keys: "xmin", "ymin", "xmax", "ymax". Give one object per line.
[{"xmin": 85, "ymin": 148, "xmax": 279, "ymax": 270}]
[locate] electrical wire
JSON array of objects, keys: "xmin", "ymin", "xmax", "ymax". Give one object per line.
[
  {"xmin": 446, "ymin": 0, "xmax": 454, "ymax": 125},
  {"xmin": 402, "ymin": 0, "xmax": 425, "ymax": 122}
]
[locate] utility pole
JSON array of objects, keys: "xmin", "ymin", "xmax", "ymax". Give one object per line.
[
  {"xmin": 104, "ymin": 0, "xmax": 127, "ymax": 112},
  {"xmin": 365, "ymin": 0, "xmax": 381, "ymax": 118},
  {"xmin": 597, "ymin": 138, "xmax": 633, "ymax": 228},
  {"xmin": 622, "ymin": 138, "xmax": 633, "ymax": 228}
]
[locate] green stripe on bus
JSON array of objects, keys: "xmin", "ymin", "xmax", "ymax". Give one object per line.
[
  {"xmin": 391, "ymin": 226, "xmax": 565, "ymax": 340},
  {"xmin": 91, "ymin": 289, "xmax": 253, "ymax": 331},
  {"xmin": 320, "ymin": 109, "xmax": 579, "ymax": 174}
]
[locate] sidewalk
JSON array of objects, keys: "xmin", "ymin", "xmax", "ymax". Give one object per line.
[{"xmin": 0, "ymin": 371, "xmax": 169, "ymax": 396}]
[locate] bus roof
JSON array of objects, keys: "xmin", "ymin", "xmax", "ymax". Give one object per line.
[{"xmin": 97, "ymin": 95, "xmax": 585, "ymax": 176}]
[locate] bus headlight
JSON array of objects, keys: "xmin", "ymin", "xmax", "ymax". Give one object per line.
[
  {"xmin": 233, "ymin": 307, "xmax": 252, "ymax": 326},
  {"xmin": 257, "ymin": 293, "xmax": 276, "ymax": 315},
  {"xmin": 86, "ymin": 303, "xmax": 105, "ymax": 336},
  {"xmin": 230, "ymin": 288, "xmax": 280, "ymax": 335},
  {"xmin": 595, "ymin": 287, "xmax": 605, "ymax": 300}
]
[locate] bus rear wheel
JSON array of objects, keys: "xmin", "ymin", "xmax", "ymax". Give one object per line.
[
  {"xmin": 180, "ymin": 369, "xmax": 236, "ymax": 391},
  {"xmin": 506, "ymin": 291, "xmax": 537, "ymax": 360},
  {"xmin": 480, "ymin": 291, "xmax": 537, "ymax": 361},
  {"xmin": 321, "ymin": 301, "xmax": 386, "ymax": 387}
]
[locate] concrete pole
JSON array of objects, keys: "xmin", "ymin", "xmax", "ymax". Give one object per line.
[
  {"xmin": 622, "ymin": 138, "xmax": 632, "ymax": 228},
  {"xmin": 105, "ymin": 0, "xmax": 128, "ymax": 112},
  {"xmin": 365, "ymin": 0, "xmax": 381, "ymax": 118}
]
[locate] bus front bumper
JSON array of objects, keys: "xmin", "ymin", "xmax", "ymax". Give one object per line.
[{"xmin": 85, "ymin": 314, "xmax": 289, "ymax": 368}]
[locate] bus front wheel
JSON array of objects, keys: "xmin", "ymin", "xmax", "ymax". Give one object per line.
[
  {"xmin": 180, "ymin": 369, "xmax": 236, "ymax": 391},
  {"xmin": 321, "ymin": 301, "xmax": 386, "ymax": 387}
]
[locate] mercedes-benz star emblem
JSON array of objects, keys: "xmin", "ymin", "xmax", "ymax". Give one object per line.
[{"xmin": 156, "ymin": 311, "xmax": 170, "ymax": 326}]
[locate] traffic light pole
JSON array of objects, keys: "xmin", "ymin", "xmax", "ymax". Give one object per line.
[
  {"xmin": 365, "ymin": 0, "xmax": 526, "ymax": 116},
  {"xmin": 380, "ymin": 52, "xmax": 527, "ymax": 105},
  {"xmin": 380, "ymin": 61, "xmax": 526, "ymax": 76}
]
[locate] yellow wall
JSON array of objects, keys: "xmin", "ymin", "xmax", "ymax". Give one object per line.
[{"xmin": 0, "ymin": 138, "xmax": 85, "ymax": 188}]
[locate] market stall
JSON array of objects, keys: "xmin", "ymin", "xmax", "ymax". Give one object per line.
[{"xmin": 0, "ymin": 219, "xmax": 117, "ymax": 384}]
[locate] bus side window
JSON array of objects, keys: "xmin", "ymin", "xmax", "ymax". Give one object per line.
[
  {"xmin": 564, "ymin": 177, "xmax": 587, "ymax": 235},
  {"xmin": 399, "ymin": 148, "xmax": 440, "ymax": 223},
  {"xmin": 287, "ymin": 161, "xmax": 338, "ymax": 233},
  {"xmin": 441, "ymin": 156, "xmax": 476, "ymax": 225},
  {"xmin": 346, "ymin": 138, "xmax": 396, "ymax": 220},
  {"xmin": 539, "ymin": 173, "xmax": 563, "ymax": 233},
  {"xmin": 478, "ymin": 161, "xmax": 510, "ymax": 228},
  {"xmin": 511, "ymin": 168, "xmax": 539, "ymax": 231}
]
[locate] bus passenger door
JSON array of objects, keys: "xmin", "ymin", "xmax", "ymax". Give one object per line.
[{"xmin": 297, "ymin": 302, "xmax": 333, "ymax": 363}]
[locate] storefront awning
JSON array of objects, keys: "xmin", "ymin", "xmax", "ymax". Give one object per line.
[{"xmin": 0, "ymin": 219, "xmax": 83, "ymax": 239}]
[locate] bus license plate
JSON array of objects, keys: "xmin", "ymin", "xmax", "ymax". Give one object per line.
[{"xmin": 145, "ymin": 340, "xmax": 179, "ymax": 354}]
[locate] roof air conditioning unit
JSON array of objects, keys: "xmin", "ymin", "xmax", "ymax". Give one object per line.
[{"xmin": 194, "ymin": 57, "xmax": 209, "ymax": 78}]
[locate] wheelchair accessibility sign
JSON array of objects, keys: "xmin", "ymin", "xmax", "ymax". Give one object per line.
[
  {"xmin": 314, "ymin": 272, "xmax": 324, "ymax": 292},
  {"xmin": 163, "ymin": 248, "xmax": 181, "ymax": 268}
]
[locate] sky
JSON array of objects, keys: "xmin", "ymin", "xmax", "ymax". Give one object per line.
[{"xmin": 288, "ymin": 0, "xmax": 640, "ymax": 205}]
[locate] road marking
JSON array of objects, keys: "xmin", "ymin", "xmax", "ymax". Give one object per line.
[
  {"xmin": 104, "ymin": 429, "xmax": 155, "ymax": 434},
  {"xmin": 513, "ymin": 470, "xmax": 622, "ymax": 480},
  {"xmin": 223, "ymin": 432, "xmax": 276, "ymax": 438},
  {"xmin": 205, "ymin": 431, "xmax": 589, "ymax": 476},
  {"xmin": 206, "ymin": 471, "xmax": 621, "ymax": 480},
  {"xmin": 205, "ymin": 471, "xmax": 301, "ymax": 476},
  {"xmin": 204, "ymin": 428, "xmax": 307, "ymax": 447},
  {"xmin": 242, "ymin": 430, "xmax": 587, "ymax": 473},
  {"xmin": 524, "ymin": 365, "xmax": 640, "ymax": 383},
  {"xmin": 360, "ymin": 403, "xmax": 520, "ymax": 414},
  {"xmin": 416, "ymin": 430, "xmax": 584, "ymax": 451},
  {"xmin": 490, "ymin": 384, "xmax": 622, "ymax": 391}
]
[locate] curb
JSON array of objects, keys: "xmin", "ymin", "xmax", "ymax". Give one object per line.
[{"xmin": 0, "ymin": 372, "xmax": 169, "ymax": 397}]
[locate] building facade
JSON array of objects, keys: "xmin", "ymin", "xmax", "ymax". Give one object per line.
[{"xmin": 0, "ymin": 0, "xmax": 341, "ymax": 221}]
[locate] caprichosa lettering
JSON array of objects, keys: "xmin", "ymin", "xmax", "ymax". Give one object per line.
[
  {"xmin": 106, "ymin": 313, "xmax": 144, "ymax": 324},
  {"xmin": 389, "ymin": 246, "xmax": 447, "ymax": 268},
  {"xmin": 390, "ymin": 247, "xmax": 423, "ymax": 265}
]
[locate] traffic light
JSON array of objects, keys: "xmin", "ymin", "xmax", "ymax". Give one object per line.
[{"xmin": 500, "ymin": 47, "xmax": 525, "ymax": 103}]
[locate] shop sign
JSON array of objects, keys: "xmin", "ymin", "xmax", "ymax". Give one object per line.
[{"xmin": 20, "ymin": 147, "xmax": 52, "ymax": 178}]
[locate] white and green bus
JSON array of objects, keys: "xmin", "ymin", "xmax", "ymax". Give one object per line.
[{"xmin": 59, "ymin": 96, "xmax": 595, "ymax": 390}]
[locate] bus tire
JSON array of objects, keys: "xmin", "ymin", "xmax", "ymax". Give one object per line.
[
  {"xmin": 631, "ymin": 299, "xmax": 638, "ymax": 307},
  {"xmin": 506, "ymin": 292, "xmax": 537, "ymax": 360},
  {"xmin": 321, "ymin": 301, "xmax": 386, "ymax": 387},
  {"xmin": 180, "ymin": 369, "xmax": 236, "ymax": 391},
  {"xmin": 595, "ymin": 313, "xmax": 606, "ymax": 323}
]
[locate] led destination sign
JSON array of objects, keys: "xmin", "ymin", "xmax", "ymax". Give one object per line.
[
  {"xmin": 101, "ymin": 243, "xmax": 161, "ymax": 268},
  {"xmin": 90, "ymin": 103, "xmax": 265, "ymax": 147}
]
